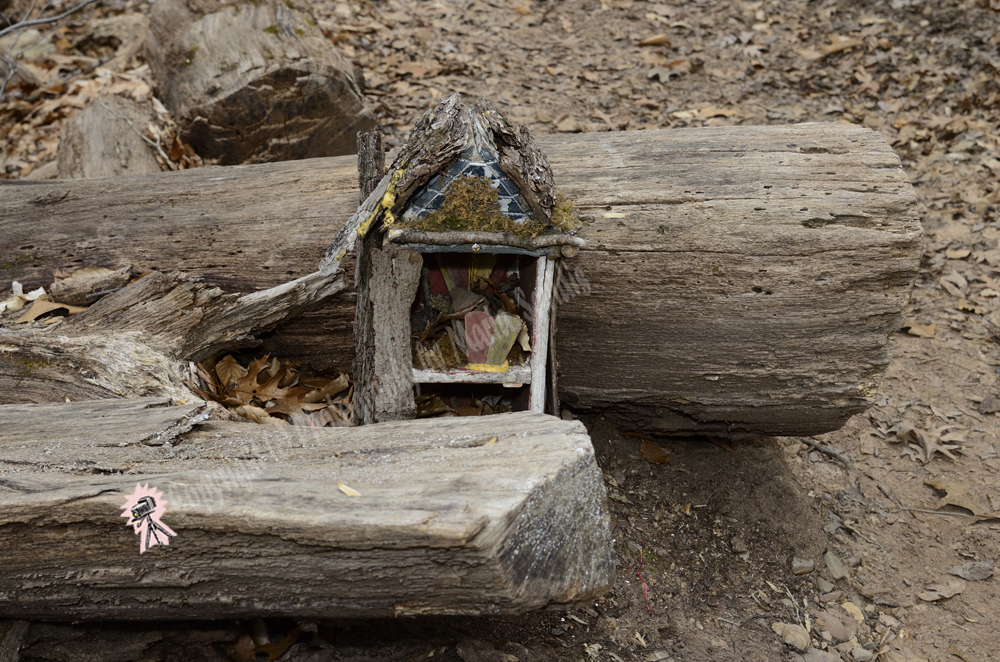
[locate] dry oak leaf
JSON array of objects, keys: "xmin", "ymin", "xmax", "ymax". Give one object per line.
[
  {"xmin": 924, "ymin": 479, "xmax": 1000, "ymax": 522},
  {"xmin": 215, "ymin": 355, "xmax": 247, "ymax": 388},
  {"xmin": 896, "ymin": 422, "xmax": 963, "ymax": 463}
]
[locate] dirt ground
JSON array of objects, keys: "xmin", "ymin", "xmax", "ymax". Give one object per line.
[{"xmin": 3, "ymin": 0, "xmax": 1000, "ymax": 660}]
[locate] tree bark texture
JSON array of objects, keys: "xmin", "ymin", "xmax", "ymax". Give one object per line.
[
  {"xmin": 0, "ymin": 399, "xmax": 614, "ymax": 620},
  {"xmin": 56, "ymin": 93, "xmax": 162, "ymax": 179},
  {"xmin": 0, "ymin": 124, "xmax": 921, "ymax": 436},
  {"xmin": 144, "ymin": 0, "xmax": 374, "ymax": 164}
]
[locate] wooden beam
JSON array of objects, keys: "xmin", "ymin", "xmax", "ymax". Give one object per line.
[
  {"xmin": 0, "ymin": 398, "xmax": 614, "ymax": 620},
  {"xmin": 0, "ymin": 124, "xmax": 921, "ymax": 436}
]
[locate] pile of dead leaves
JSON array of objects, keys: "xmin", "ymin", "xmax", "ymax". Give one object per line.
[{"xmin": 189, "ymin": 354, "xmax": 353, "ymax": 427}]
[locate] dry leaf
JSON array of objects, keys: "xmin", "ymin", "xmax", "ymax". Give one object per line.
[
  {"xmin": 917, "ymin": 578, "xmax": 966, "ymax": 601},
  {"xmin": 14, "ymin": 299, "xmax": 87, "ymax": 323},
  {"xmin": 940, "ymin": 271, "xmax": 968, "ymax": 297},
  {"xmin": 902, "ymin": 321, "xmax": 936, "ymax": 338},
  {"xmin": 896, "ymin": 422, "xmax": 962, "ymax": 463},
  {"xmin": 924, "ymin": 479, "xmax": 1000, "ymax": 522},
  {"xmin": 303, "ymin": 373, "xmax": 350, "ymax": 403},
  {"xmin": 228, "ymin": 633, "xmax": 257, "ymax": 662},
  {"xmin": 256, "ymin": 627, "xmax": 301, "ymax": 662},
  {"xmin": 338, "ymin": 483, "xmax": 361, "ymax": 497},
  {"xmin": 234, "ymin": 405, "xmax": 289, "ymax": 425},
  {"xmin": 513, "ymin": 5, "xmax": 532, "ymax": 15},
  {"xmin": 638, "ymin": 34, "xmax": 671, "ymax": 46},
  {"xmin": 215, "ymin": 355, "xmax": 247, "ymax": 388},
  {"xmin": 945, "ymin": 248, "xmax": 971, "ymax": 259},
  {"xmin": 640, "ymin": 439, "xmax": 670, "ymax": 464}
]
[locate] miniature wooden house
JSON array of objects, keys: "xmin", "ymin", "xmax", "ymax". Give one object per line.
[{"xmin": 344, "ymin": 95, "xmax": 583, "ymax": 425}]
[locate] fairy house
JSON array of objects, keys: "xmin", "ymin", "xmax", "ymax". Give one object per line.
[{"xmin": 329, "ymin": 94, "xmax": 583, "ymax": 425}]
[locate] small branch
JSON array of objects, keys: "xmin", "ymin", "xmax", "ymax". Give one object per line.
[
  {"xmin": 97, "ymin": 88, "xmax": 178, "ymax": 171},
  {"xmin": 794, "ymin": 436, "xmax": 856, "ymax": 476},
  {"xmin": 0, "ymin": 0, "xmax": 98, "ymax": 39},
  {"xmin": 889, "ymin": 507, "xmax": 975, "ymax": 519},
  {"xmin": 386, "ymin": 229, "xmax": 585, "ymax": 250}
]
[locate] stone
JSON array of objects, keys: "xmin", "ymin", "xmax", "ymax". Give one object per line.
[
  {"xmin": 644, "ymin": 653, "xmax": 671, "ymax": 662},
  {"xmin": 803, "ymin": 647, "xmax": 842, "ymax": 662},
  {"xmin": 948, "ymin": 560, "xmax": 994, "ymax": 581},
  {"xmin": 979, "ymin": 397, "xmax": 1000, "ymax": 414},
  {"xmin": 772, "ymin": 622, "xmax": 810, "ymax": 652},
  {"xmin": 824, "ymin": 551, "xmax": 848, "ymax": 580},
  {"xmin": 821, "ymin": 591, "xmax": 842, "ymax": 603},
  {"xmin": 814, "ymin": 610, "xmax": 849, "ymax": 643},
  {"xmin": 852, "ymin": 647, "xmax": 874, "ymax": 662},
  {"xmin": 817, "ymin": 577, "xmax": 835, "ymax": 593},
  {"xmin": 841, "ymin": 601, "xmax": 865, "ymax": 624},
  {"xmin": 730, "ymin": 536, "xmax": 748, "ymax": 554},
  {"xmin": 793, "ymin": 557, "xmax": 815, "ymax": 575}
]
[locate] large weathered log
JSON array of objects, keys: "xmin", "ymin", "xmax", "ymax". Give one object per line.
[
  {"xmin": 144, "ymin": 0, "xmax": 374, "ymax": 164},
  {"xmin": 0, "ymin": 398, "xmax": 614, "ymax": 619},
  {"xmin": 0, "ymin": 124, "xmax": 921, "ymax": 436}
]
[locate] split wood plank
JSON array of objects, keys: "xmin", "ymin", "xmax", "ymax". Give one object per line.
[
  {"xmin": 0, "ymin": 123, "xmax": 921, "ymax": 436},
  {"xmin": 0, "ymin": 398, "xmax": 615, "ymax": 620}
]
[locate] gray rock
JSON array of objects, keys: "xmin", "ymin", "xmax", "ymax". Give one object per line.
[
  {"xmin": 644, "ymin": 653, "xmax": 671, "ymax": 662},
  {"xmin": 824, "ymin": 551, "xmax": 848, "ymax": 580},
  {"xmin": 852, "ymin": 647, "xmax": 874, "ymax": 662},
  {"xmin": 803, "ymin": 647, "xmax": 841, "ymax": 662},
  {"xmin": 948, "ymin": 560, "xmax": 994, "ymax": 581},
  {"xmin": 793, "ymin": 557, "xmax": 815, "ymax": 575},
  {"xmin": 772, "ymin": 622, "xmax": 810, "ymax": 652},
  {"xmin": 814, "ymin": 610, "xmax": 849, "ymax": 643},
  {"xmin": 730, "ymin": 536, "xmax": 748, "ymax": 554},
  {"xmin": 979, "ymin": 397, "xmax": 1000, "ymax": 414},
  {"xmin": 817, "ymin": 577, "xmax": 835, "ymax": 593}
]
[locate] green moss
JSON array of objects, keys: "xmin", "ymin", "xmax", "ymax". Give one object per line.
[
  {"xmin": 263, "ymin": 24, "xmax": 280, "ymax": 35},
  {"xmin": 284, "ymin": 0, "xmax": 295, "ymax": 7},
  {"xmin": 182, "ymin": 46, "xmax": 199, "ymax": 67},
  {"xmin": 294, "ymin": 28, "xmax": 304, "ymax": 36},
  {"xmin": 399, "ymin": 175, "xmax": 547, "ymax": 238},
  {"xmin": 2, "ymin": 351, "xmax": 53, "ymax": 387},
  {"xmin": 550, "ymin": 191, "xmax": 578, "ymax": 232},
  {"xmin": 306, "ymin": 17, "xmax": 316, "ymax": 25}
]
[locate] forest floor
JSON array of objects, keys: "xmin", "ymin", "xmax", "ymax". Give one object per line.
[{"xmin": 2, "ymin": 0, "xmax": 1000, "ymax": 661}]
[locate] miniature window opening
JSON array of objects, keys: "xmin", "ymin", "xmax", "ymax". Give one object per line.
[{"xmin": 341, "ymin": 95, "xmax": 583, "ymax": 425}]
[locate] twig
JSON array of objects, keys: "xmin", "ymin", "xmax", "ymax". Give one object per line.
[
  {"xmin": 889, "ymin": 507, "xmax": 975, "ymax": 519},
  {"xmin": 0, "ymin": 0, "xmax": 100, "ymax": 98},
  {"xmin": 795, "ymin": 436, "xmax": 856, "ymax": 476},
  {"xmin": 97, "ymin": 87, "xmax": 177, "ymax": 171},
  {"xmin": 0, "ymin": 0, "xmax": 98, "ymax": 39}
]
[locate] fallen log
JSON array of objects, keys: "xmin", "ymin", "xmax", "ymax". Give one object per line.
[
  {"xmin": 0, "ymin": 124, "xmax": 921, "ymax": 436},
  {"xmin": 0, "ymin": 398, "xmax": 614, "ymax": 620},
  {"xmin": 144, "ymin": 0, "xmax": 374, "ymax": 164}
]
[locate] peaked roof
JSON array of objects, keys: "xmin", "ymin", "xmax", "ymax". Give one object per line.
[{"xmin": 320, "ymin": 95, "xmax": 575, "ymax": 276}]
